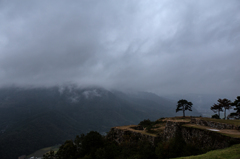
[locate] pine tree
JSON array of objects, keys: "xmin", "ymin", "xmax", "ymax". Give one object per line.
[
  {"xmin": 232, "ymin": 96, "xmax": 240, "ymax": 116},
  {"xmin": 176, "ymin": 99, "xmax": 193, "ymax": 117},
  {"xmin": 211, "ymin": 103, "xmax": 223, "ymax": 118},
  {"xmin": 211, "ymin": 98, "xmax": 231, "ymax": 119}
]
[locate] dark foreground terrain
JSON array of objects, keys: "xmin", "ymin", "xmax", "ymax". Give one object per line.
[{"xmin": 0, "ymin": 86, "xmax": 200, "ymax": 159}]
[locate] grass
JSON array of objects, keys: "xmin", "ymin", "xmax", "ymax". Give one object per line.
[
  {"xmin": 115, "ymin": 118, "xmax": 169, "ymax": 137},
  {"xmin": 115, "ymin": 125, "xmax": 159, "ymax": 137},
  {"xmin": 196, "ymin": 117, "xmax": 240, "ymax": 127},
  {"xmin": 162, "ymin": 116, "xmax": 192, "ymax": 122},
  {"xmin": 175, "ymin": 143, "xmax": 240, "ymax": 159},
  {"xmin": 183, "ymin": 124, "xmax": 214, "ymax": 130},
  {"xmin": 27, "ymin": 145, "xmax": 60, "ymax": 158}
]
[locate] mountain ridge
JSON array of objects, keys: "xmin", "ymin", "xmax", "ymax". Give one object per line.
[{"xmin": 0, "ymin": 86, "xmax": 201, "ymax": 159}]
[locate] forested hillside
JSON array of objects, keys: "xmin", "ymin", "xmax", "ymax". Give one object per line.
[{"xmin": 0, "ymin": 86, "xmax": 201, "ymax": 158}]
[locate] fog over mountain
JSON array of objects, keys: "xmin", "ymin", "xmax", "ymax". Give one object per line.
[{"xmin": 0, "ymin": 0, "xmax": 239, "ymax": 96}]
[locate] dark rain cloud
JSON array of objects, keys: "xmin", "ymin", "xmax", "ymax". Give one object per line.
[{"xmin": 0, "ymin": 0, "xmax": 239, "ymax": 96}]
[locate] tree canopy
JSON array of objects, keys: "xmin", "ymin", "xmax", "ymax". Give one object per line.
[
  {"xmin": 211, "ymin": 98, "xmax": 231, "ymax": 119},
  {"xmin": 43, "ymin": 128, "xmax": 206, "ymax": 159},
  {"xmin": 232, "ymin": 96, "xmax": 240, "ymax": 117},
  {"xmin": 211, "ymin": 103, "xmax": 223, "ymax": 118},
  {"xmin": 176, "ymin": 99, "xmax": 193, "ymax": 117}
]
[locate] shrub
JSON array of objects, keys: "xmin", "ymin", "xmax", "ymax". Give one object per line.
[
  {"xmin": 212, "ymin": 114, "xmax": 220, "ymax": 119},
  {"xmin": 138, "ymin": 119, "xmax": 153, "ymax": 128}
]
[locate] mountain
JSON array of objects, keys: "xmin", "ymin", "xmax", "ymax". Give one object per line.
[{"xmin": 0, "ymin": 86, "xmax": 201, "ymax": 159}]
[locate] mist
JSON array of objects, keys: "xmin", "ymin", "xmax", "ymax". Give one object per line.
[{"xmin": 0, "ymin": 0, "xmax": 239, "ymax": 96}]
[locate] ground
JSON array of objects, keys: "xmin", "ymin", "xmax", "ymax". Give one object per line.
[
  {"xmin": 114, "ymin": 116, "xmax": 240, "ymax": 138},
  {"xmin": 183, "ymin": 124, "xmax": 240, "ymax": 138},
  {"xmin": 175, "ymin": 143, "xmax": 240, "ymax": 159}
]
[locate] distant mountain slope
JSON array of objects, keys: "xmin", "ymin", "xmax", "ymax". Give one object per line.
[{"xmin": 0, "ymin": 86, "xmax": 201, "ymax": 159}]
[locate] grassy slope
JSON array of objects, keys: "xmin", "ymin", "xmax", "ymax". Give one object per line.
[
  {"xmin": 175, "ymin": 143, "xmax": 240, "ymax": 159},
  {"xmin": 114, "ymin": 125, "xmax": 158, "ymax": 137},
  {"xmin": 162, "ymin": 116, "xmax": 192, "ymax": 122},
  {"xmin": 197, "ymin": 117, "xmax": 240, "ymax": 127}
]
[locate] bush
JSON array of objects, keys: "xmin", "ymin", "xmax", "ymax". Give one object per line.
[
  {"xmin": 119, "ymin": 141, "xmax": 157, "ymax": 159},
  {"xmin": 139, "ymin": 119, "xmax": 165, "ymax": 134},
  {"xmin": 155, "ymin": 134, "xmax": 206, "ymax": 159},
  {"xmin": 228, "ymin": 113, "xmax": 240, "ymax": 119},
  {"xmin": 45, "ymin": 129, "xmax": 205, "ymax": 159},
  {"xmin": 80, "ymin": 131, "xmax": 104, "ymax": 158},
  {"xmin": 53, "ymin": 131, "xmax": 104, "ymax": 159},
  {"xmin": 138, "ymin": 119, "xmax": 153, "ymax": 128},
  {"xmin": 155, "ymin": 136, "xmax": 186, "ymax": 159},
  {"xmin": 212, "ymin": 114, "xmax": 220, "ymax": 119}
]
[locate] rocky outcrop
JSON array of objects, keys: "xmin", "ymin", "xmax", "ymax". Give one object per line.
[
  {"xmin": 191, "ymin": 118, "xmax": 240, "ymax": 130},
  {"xmin": 107, "ymin": 127, "xmax": 161, "ymax": 145},
  {"xmin": 163, "ymin": 119, "xmax": 240, "ymax": 150},
  {"xmin": 107, "ymin": 118, "xmax": 240, "ymax": 150},
  {"xmin": 163, "ymin": 121, "xmax": 190, "ymax": 141},
  {"xmin": 181, "ymin": 126, "xmax": 240, "ymax": 149}
]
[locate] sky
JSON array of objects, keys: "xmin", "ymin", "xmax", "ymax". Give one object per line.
[{"xmin": 0, "ymin": 0, "xmax": 239, "ymax": 96}]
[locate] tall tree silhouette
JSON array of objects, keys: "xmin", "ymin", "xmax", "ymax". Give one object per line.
[
  {"xmin": 211, "ymin": 103, "xmax": 222, "ymax": 118},
  {"xmin": 232, "ymin": 96, "xmax": 240, "ymax": 115},
  {"xmin": 176, "ymin": 99, "xmax": 193, "ymax": 117},
  {"xmin": 211, "ymin": 98, "xmax": 231, "ymax": 119}
]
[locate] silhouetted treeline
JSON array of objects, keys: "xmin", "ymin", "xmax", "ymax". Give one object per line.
[{"xmin": 43, "ymin": 131, "xmax": 207, "ymax": 159}]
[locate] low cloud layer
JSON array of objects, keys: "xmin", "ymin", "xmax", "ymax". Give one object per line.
[{"xmin": 0, "ymin": 0, "xmax": 239, "ymax": 96}]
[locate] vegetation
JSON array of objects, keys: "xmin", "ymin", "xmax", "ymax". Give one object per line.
[
  {"xmin": 162, "ymin": 116, "xmax": 192, "ymax": 122},
  {"xmin": 43, "ymin": 131, "xmax": 157, "ymax": 159},
  {"xmin": 175, "ymin": 143, "xmax": 240, "ymax": 159},
  {"xmin": 138, "ymin": 119, "xmax": 165, "ymax": 134},
  {"xmin": 221, "ymin": 99, "xmax": 232, "ymax": 119},
  {"xmin": 138, "ymin": 119, "xmax": 154, "ymax": 128},
  {"xmin": 228, "ymin": 112, "xmax": 239, "ymax": 119},
  {"xmin": 210, "ymin": 96, "xmax": 240, "ymax": 119},
  {"xmin": 155, "ymin": 135, "xmax": 206, "ymax": 159},
  {"xmin": 1, "ymin": 86, "xmax": 200, "ymax": 159},
  {"xmin": 176, "ymin": 99, "xmax": 193, "ymax": 117},
  {"xmin": 40, "ymin": 116, "xmax": 240, "ymax": 159},
  {"xmin": 43, "ymin": 130, "xmax": 207, "ymax": 159},
  {"xmin": 211, "ymin": 98, "xmax": 232, "ymax": 119},
  {"xmin": 211, "ymin": 103, "xmax": 223, "ymax": 118},
  {"xmin": 197, "ymin": 117, "xmax": 240, "ymax": 127},
  {"xmin": 43, "ymin": 150, "xmax": 56, "ymax": 159},
  {"xmin": 211, "ymin": 114, "xmax": 220, "ymax": 119},
  {"xmin": 232, "ymin": 96, "xmax": 240, "ymax": 118}
]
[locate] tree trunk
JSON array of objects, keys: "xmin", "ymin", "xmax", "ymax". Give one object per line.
[
  {"xmin": 224, "ymin": 108, "xmax": 226, "ymax": 119},
  {"xmin": 218, "ymin": 110, "xmax": 220, "ymax": 118},
  {"xmin": 183, "ymin": 106, "xmax": 185, "ymax": 117}
]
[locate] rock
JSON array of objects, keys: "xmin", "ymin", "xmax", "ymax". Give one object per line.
[{"xmin": 191, "ymin": 118, "xmax": 240, "ymax": 130}]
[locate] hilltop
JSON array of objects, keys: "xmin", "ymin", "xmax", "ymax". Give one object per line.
[
  {"xmin": 40, "ymin": 116, "xmax": 240, "ymax": 159},
  {"xmin": 107, "ymin": 116, "xmax": 240, "ymax": 158}
]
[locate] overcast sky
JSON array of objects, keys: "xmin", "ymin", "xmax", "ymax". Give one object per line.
[{"xmin": 0, "ymin": 0, "xmax": 239, "ymax": 96}]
